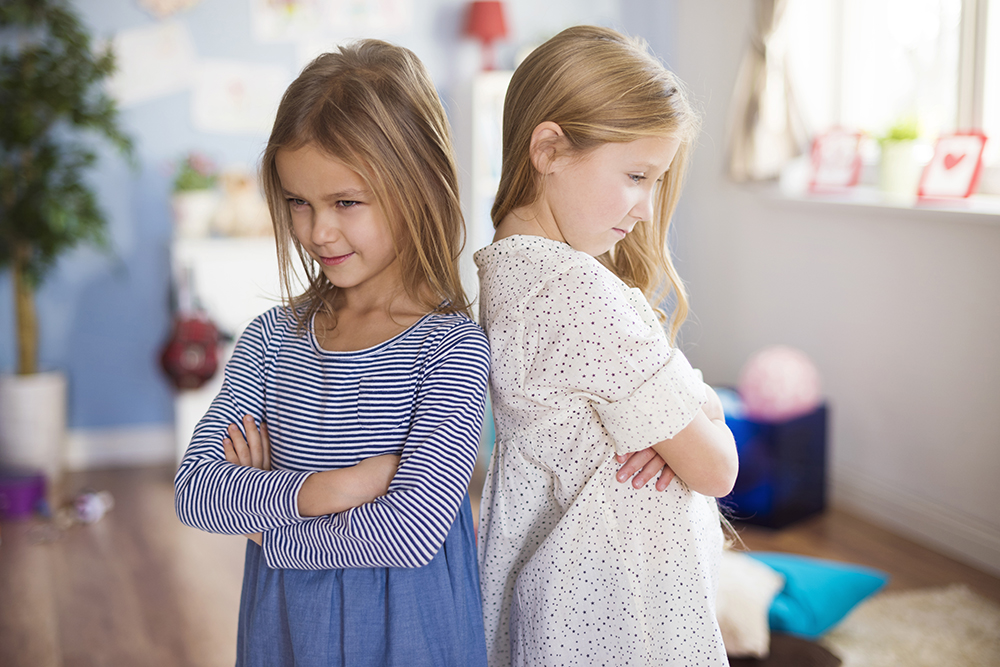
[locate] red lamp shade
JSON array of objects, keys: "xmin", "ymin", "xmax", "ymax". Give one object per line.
[{"xmin": 464, "ymin": 1, "xmax": 508, "ymax": 70}]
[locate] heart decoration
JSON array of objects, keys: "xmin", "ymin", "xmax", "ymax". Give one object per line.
[{"xmin": 943, "ymin": 153, "xmax": 965, "ymax": 170}]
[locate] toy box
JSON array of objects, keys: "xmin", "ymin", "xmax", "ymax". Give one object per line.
[
  {"xmin": 0, "ymin": 468, "xmax": 47, "ymax": 520},
  {"xmin": 725, "ymin": 404, "xmax": 828, "ymax": 528}
]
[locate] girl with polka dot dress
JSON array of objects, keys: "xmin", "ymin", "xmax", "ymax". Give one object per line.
[{"xmin": 475, "ymin": 26, "xmax": 738, "ymax": 667}]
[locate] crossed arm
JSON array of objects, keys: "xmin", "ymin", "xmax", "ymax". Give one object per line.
[
  {"xmin": 222, "ymin": 412, "xmax": 679, "ymax": 549},
  {"xmin": 609, "ymin": 384, "xmax": 735, "ymax": 498},
  {"xmin": 648, "ymin": 384, "xmax": 738, "ymax": 498},
  {"xmin": 222, "ymin": 415, "xmax": 399, "ymax": 545}
]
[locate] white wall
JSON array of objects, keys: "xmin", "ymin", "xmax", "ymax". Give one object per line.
[{"xmin": 672, "ymin": 0, "xmax": 1000, "ymax": 576}]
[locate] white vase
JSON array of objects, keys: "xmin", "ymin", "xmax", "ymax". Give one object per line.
[
  {"xmin": 879, "ymin": 141, "xmax": 921, "ymax": 199},
  {"xmin": 172, "ymin": 189, "xmax": 220, "ymax": 239},
  {"xmin": 0, "ymin": 371, "xmax": 68, "ymax": 485}
]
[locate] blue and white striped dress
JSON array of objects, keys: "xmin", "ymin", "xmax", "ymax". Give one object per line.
[{"xmin": 175, "ymin": 305, "xmax": 489, "ymax": 667}]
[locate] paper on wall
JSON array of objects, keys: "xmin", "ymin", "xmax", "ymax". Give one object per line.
[
  {"xmin": 251, "ymin": 0, "xmax": 413, "ymax": 43},
  {"xmin": 138, "ymin": 0, "xmax": 203, "ymax": 19},
  {"xmin": 250, "ymin": 0, "xmax": 325, "ymax": 43},
  {"xmin": 321, "ymin": 0, "xmax": 414, "ymax": 34},
  {"xmin": 105, "ymin": 20, "xmax": 198, "ymax": 107},
  {"xmin": 190, "ymin": 60, "xmax": 290, "ymax": 134}
]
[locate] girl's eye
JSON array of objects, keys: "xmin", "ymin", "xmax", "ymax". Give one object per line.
[
  {"xmin": 629, "ymin": 174, "xmax": 645, "ymax": 184},
  {"xmin": 287, "ymin": 197, "xmax": 308, "ymax": 208},
  {"xmin": 337, "ymin": 200, "xmax": 361, "ymax": 209}
]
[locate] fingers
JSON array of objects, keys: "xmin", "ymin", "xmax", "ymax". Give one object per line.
[
  {"xmin": 655, "ymin": 465, "xmax": 676, "ymax": 492},
  {"xmin": 701, "ymin": 385, "xmax": 726, "ymax": 422},
  {"xmin": 616, "ymin": 448, "xmax": 675, "ymax": 491},
  {"xmin": 630, "ymin": 452, "xmax": 666, "ymax": 489},
  {"xmin": 224, "ymin": 416, "xmax": 266, "ymax": 469},
  {"xmin": 616, "ymin": 449, "xmax": 657, "ymax": 483},
  {"xmin": 243, "ymin": 414, "xmax": 264, "ymax": 469},
  {"xmin": 223, "ymin": 436, "xmax": 239, "ymax": 464},
  {"xmin": 260, "ymin": 421, "xmax": 272, "ymax": 471},
  {"xmin": 225, "ymin": 422, "xmax": 251, "ymax": 466}
]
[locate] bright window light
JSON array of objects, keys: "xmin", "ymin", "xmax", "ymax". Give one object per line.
[
  {"xmin": 841, "ymin": 0, "xmax": 961, "ymax": 138},
  {"xmin": 982, "ymin": 1, "xmax": 1000, "ymax": 165}
]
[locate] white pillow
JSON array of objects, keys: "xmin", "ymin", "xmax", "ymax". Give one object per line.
[{"xmin": 716, "ymin": 549, "xmax": 786, "ymax": 658}]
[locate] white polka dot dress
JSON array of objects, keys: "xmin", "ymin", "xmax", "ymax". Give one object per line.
[{"xmin": 475, "ymin": 236, "xmax": 727, "ymax": 667}]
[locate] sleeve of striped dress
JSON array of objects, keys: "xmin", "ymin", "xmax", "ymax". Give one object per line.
[
  {"xmin": 174, "ymin": 308, "xmax": 312, "ymax": 535},
  {"xmin": 260, "ymin": 322, "xmax": 490, "ymax": 570}
]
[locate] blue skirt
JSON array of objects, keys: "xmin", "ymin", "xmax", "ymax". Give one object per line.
[{"xmin": 236, "ymin": 496, "xmax": 487, "ymax": 667}]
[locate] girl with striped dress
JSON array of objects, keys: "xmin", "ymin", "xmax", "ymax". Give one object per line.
[{"xmin": 174, "ymin": 40, "xmax": 488, "ymax": 667}]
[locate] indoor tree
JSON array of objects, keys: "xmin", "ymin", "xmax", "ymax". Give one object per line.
[{"xmin": 0, "ymin": 0, "xmax": 132, "ymax": 375}]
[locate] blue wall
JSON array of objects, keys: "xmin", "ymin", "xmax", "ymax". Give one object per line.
[{"xmin": 0, "ymin": 0, "xmax": 675, "ymax": 430}]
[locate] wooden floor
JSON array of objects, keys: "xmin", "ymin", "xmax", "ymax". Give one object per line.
[{"xmin": 1, "ymin": 465, "xmax": 998, "ymax": 666}]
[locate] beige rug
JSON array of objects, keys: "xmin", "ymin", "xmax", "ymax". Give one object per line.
[{"xmin": 820, "ymin": 585, "xmax": 1000, "ymax": 667}]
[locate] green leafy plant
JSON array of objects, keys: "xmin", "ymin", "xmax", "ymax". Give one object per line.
[
  {"xmin": 0, "ymin": 0, "xmax": 133, "ymax": 375},
  {"xmin": 173, "ymin": 152, "xmax": 218, "ymax": 192},
  {"xmin": 879, "ymin": 116, "xmax": 920, "ymax": 145}
]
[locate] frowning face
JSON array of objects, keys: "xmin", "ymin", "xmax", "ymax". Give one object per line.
[{"xmin": 539, "ymin": 135, "xmax": 681, "ymax": 256}]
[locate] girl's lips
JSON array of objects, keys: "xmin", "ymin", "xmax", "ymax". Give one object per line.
[
  {"xmin": 612, "ymin": 228, "xmax": 627, "ymax": 238},
  {"xmin": 320, "ymin": 252, "xmax": 354, "ymax": 266}
]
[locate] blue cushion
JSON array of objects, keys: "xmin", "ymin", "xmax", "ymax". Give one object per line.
[{"xmin": 748, "ymin": 552, "xmax": 889, "ymax": 639}]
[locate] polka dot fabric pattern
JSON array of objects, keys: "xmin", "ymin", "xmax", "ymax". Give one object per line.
[{"xmin": 475, "ymin": 236, "xmax": 728, "ymax": 667}]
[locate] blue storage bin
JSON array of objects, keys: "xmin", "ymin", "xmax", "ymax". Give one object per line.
[{"xmin": 724, "ymin": 404, "xmax": 828, "ymax": 528}]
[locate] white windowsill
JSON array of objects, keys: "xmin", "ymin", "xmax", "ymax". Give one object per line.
[{"xmin": 758, "ymin": 184, "xmax": 1000, "ymax": 224}]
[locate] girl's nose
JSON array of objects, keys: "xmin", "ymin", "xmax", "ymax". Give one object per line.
[
  {"xmin": 311, "ymin": 211, "xmax": 341, "ymax": 246},
  {"xmin": 631, "ymin": 189, "xmax": 655, "ymax": 221}
]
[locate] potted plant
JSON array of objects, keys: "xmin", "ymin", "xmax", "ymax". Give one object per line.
[
  {"xmin": 0, "ymin": 0, "xmax": 132, "ymax": 484},
  {"xmin": 878, "ymin": 116, "xmax": 921, "ymax": 198},
  {"xmin": 171, "ymin": 151, "xmax": 220, "ymax": 238}
]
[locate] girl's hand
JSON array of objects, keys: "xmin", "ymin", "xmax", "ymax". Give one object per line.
[
  {"xmin": 701, "ymin": 385, "xmax": 726, "ymax": 423},
  {"xmin": 223, "ymin": 415, "xmax": 271, "ymax": 544},
  {"xmin": 296, "ymin": 454, "xmax": 401, "ymax": 517},
  {"xmin": 223, "ymin": 415, "xmax": 271, "ymax": 470},
  {"xmin": 615, "ymin": 448, "xmax": 676, "ymax": 491},
  {"xmin": 343, "ymin": 454, "xmax": 400, "ymax": 507}
]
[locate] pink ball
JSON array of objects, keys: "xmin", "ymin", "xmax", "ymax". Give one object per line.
[{"xmin": 738, "ymin": 346, "xmax": 822, "ymax": 422}]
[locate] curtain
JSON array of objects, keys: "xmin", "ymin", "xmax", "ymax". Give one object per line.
[{"xmin": 727, "ymin": 0, "xmax": 809, "ymax": 182}]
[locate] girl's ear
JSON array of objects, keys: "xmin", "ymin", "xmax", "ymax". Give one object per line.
[{"xmin": 528, "ymin": 121, "xmax": 567, "ymax": 175}]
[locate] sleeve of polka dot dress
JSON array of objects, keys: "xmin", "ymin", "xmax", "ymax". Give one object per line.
[{"xmin": 526, "ymin": 261, "xmax": 707, "ymax": 456}]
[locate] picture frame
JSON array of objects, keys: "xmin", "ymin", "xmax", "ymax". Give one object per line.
[
  {"xmin": 809, "ymin": 129, "xmax": 863, "ymax": 193},
  {"xmin": 917, "ymin": 132, "xmax": 988, "ymax": 200}
]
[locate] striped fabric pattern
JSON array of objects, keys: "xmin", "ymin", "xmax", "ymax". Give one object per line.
[{"xmin": 174, "ymin": 305, "xmax": 490, "ymax": 570}]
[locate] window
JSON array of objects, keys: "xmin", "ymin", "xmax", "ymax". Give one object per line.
[
  {"xmin": 982, "ymin": 0, "xmax": 1000, "ymax": 166},
  {"xmin": 783, "ymin": 0, "xmax": 998, "ymax": 193}
]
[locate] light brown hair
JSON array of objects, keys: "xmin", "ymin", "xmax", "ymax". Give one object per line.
[
  {"xmin": 493, "ymin": 25, "xmax": 699, "ymax": 343},
  {"xmin": 261, "ymin": 39, "xmax": 469, "ymax": 329}
]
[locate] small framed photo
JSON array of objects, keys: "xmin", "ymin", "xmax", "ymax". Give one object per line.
[
  {"xmin": 918, "ymin": 133, "xmax": 987, "ymax": 200},
  {"xmin": 809, "ymin": 129, "xmax": 863, "ymax": 193}
]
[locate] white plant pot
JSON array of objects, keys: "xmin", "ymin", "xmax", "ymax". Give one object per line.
[
  {"xmin": 879, "ymin": 141, "xmax": 921, "ymax": 198},
  {"xmin": 172, "ymin": 189, "xmax": 220, "ymax": 239},
  {"xmin": 0, "ymin": 371, "xmax": 68, "ymax": 484}
]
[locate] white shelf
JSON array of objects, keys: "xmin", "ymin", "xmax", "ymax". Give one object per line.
[{"xmin": 170, "ymin": 235, "xmax": 306, "ymax": 463}]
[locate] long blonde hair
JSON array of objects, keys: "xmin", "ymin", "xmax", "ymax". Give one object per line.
[
  {"xmin": 261, "ymin": 39, "xmax": 470, "ymax": 329},
  {"xmin": 493, "ymin": 25, "xmax": 699, "ymax": 344}
]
